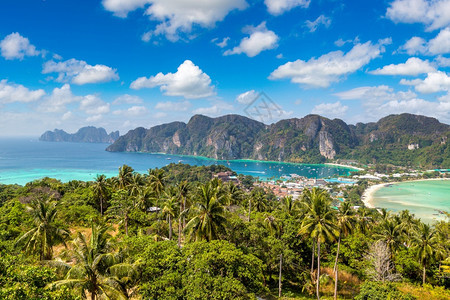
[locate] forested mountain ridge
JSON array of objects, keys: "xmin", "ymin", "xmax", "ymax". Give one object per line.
[
  {"xmin": 106, "ymin": 113, "xmax": 450, "ymax": 168},
  {"xmin": 40, "ymin": 126, "xmax": 119, "ymax": 143}
]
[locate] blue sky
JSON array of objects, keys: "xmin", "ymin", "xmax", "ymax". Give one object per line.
[{"xmin": 1, "ymin": 0, "xmax": 450, "ymax": 136}]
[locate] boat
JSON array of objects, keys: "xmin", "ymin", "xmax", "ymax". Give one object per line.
[{"xmin": 166, "ymin": 158, "xmax": 171, "ymax": 160}]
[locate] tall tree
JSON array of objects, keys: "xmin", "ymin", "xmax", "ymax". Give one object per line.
[
  {"xmin": 160, "ymin": 191, "xmax": 179, "ymax": 240},
  {"xmin": 184, "ymin": 181, "xmax": 227, "ymax": 242},
  {"xmin": 411, "ymin": 223, "xmax": 437, "ymax": 285},
  {"xmin": 108, "ymin": 190, "xmax": 136, "ymax": 235},
  {"xmin": 116, "ymin": 165, "xmax": 134, "ymax": 190},
  {"xmin": 298, "ymin": 188, "xmax": 337, "ymax": 300},
  {"xmin": 148, "ymin": 168, "xmax": 167, "ymax": 198},
  {"xmin": 49, "ymin": 224, "xmax": 135, "ymax": 299},
  {"xmin": 333, "ymin": 200, "xmax": 355, "ymax": 300},
  {"xmin": 16, "ymin": 199, "xmax": 68, "ymax": 260},
  {"xmin": 92, "ymin": 174, "xmax": 109, "ymax": 215}
]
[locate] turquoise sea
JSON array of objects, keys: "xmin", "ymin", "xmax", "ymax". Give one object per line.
[
  {"xmin": 372, "ymin": 180, "xmax": 450, "ymax": 224},
  {"xmin": 0, "ymin": 139, "xmax": 355, "ymax": 185}
]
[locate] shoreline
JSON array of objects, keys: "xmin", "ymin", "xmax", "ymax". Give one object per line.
[
  {"xmin": 362, "ymin": 177, "xmax": 450, "ymax": 209},
  {"xmin": 324, "ymin": 163, "xmax": 364, "ymax": 171}
]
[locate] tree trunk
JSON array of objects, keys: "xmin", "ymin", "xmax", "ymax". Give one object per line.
[
  {"xmin": 178, "ymin": 217, "xmax": 181, "ymax": 248},
  {"xmin": 334, "ymin": 234, "xmax": 341, "ymax": 300},
  {"xmin": 311, "ymin": 242, "xmax": 315, "ymax": 274},
  {"xmin": 168, "ymin": 215, "xmax": 172, "ymax": 240},
  {"xmin": 317, "ymin": 238, "xmax": 321, "ymax": 300},
  {"xmin": 423, "ymin": 265, "xmax": 426, "ymax": 285},
  {"xmin": 248, "ymin": 199, "xmax": 251, "ymax": 222},
  {"xmin": 334, "ymin": 267, "xmax": 338, "ymax": 300},
  {"xmin": 100, "ymin": 196, "xmax": 103, "ymax": 215},
  {"xmin": 125, "ymin": 214, "xmax": 128, "ymax": 236},
  {"xmin": 183, "ymin": 196, "xmax": 186, "ymax": 228},
  {"xmin": 279, "ymin": 253, "xmax": 283, "ymax": 298}
]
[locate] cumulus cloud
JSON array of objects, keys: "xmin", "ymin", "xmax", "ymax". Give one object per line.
[
  {"xmin": 386, "ymin": 0, "xmax": 450, "ymax": 31},
  {"xmin": 400, "ymin": 71, "xmax": 450, "ymax": 93},
  {"xmin": 265, "ymin": 0, "xmax": 310, "ymax": 15},
  {"xmin": 79, "ymin": 95, "xmax": 110, "ymax": 115},
  {"xmin": 112, "ymin": 94, "xmax": 143, "ymax": 105},
  {"xmin": 104, "ymin": 0, "xmax": 247, "ymax": 41},
  {"xmin": 305, "ymin": 15, "xmax": 331, "ymax": 33},
  {"xmin": 224, "ymin": 22, "xmax": 279, "ymax": 57},
  {"xmin": 236, "ymin": 90, "xmax": 258, "ymax": 104},
  {"xmin": 370, "ymin": 57, "xmax": 435, "ymax": 76},
  {"xmin": 269, "ymin": 40, "xmax": 389, "ymax": 88},
  {"xmin": 0, "ymin": 32, "xmax": 40, "ymax": 60},
  {"xmin": 155, "ymin": 100, "xmax": 191, "ymax": 111},
  {"xmin": 436, "ymin": 55, "xmax": 450, "ymax": 66},
  {"xmin": 102, "ymin": 0, "xmax": 149, "ymax": 17},
  {"xmin": 38, "ymin": 84, "xmax": 81, "ymax": 113},
  {"xmin": 335, "ymin": 85, "xmax": 450, "ymax": 122},
  {"xmin": 42, "ymin": 58, "xmax": 119, "ymax": 85},
  {"xmin": 113, "ymin": 106, "xmax": 148, "ymax": 116},
  {"xmin": 335, "ymin": 85, "xmax": 417, "ymax": 107},
  {"xmin": 192, "ymin": 101, "xmax": 233, "ymax": 116},
  {"xmin": 130, "ymin": 60, "xmax": 215, "ymax": 99},
  {"xmin": 0, "ymin": 79, "xmax": 45, "ymax": 104},
  {"xmin": 400, "ymin": 28, "xmax": 450, "ymax": 56},
  {"xmin": 312, "ymin": 101, "xmax": 348, "ymax": 118}
]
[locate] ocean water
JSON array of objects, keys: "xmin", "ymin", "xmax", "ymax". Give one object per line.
[
  {"xmin": 0, "ymin": 138, "xmax": 355, "ymax": 185},
  {"xmin": 373, "ymin": 180, "xmax": 450, "ymax": 224}
]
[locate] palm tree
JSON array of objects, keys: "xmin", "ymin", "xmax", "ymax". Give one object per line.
[
  {"xmin": 177, "ymin": 181, "xmax": 190, "ymax": 247},
  {"xmin": 411, "ymin": 223, "xmax": 437, "ymax": 285},
  {"xmin": 333, "ymin": 201, "xmax": 355, "ymax": 300},
  {"xmin": 108, "ymin": 190, "xmax": 136, "ymax": 235},
  {"xmin": 374, "ymin": 218, "xmax": 404, "ymax": 257},
  {"xmin": 298, "ymin": 188, "xmax": 338, "ymax": 300},
  {"xmin": 49, "ymin": 224, "xmax": 136, "ymax": 299},
  {"xmin": 92, "ymin": 174, "xmax": 109, "ymax": 215},
  {"xmin": 160, "ymin": 191, "xmax": 179, "ymax": 240},
  {"xmin": 224, "ymin": 181, "xmax": 242, "ymax": 206},
  {"xmin": 280, "ymin": 195, "xmax": 298, "ymax": 217},
  {"xmin": 128, "ymin": 173, "xmax": 144, "ymax": 197},
  {"xmin": 116, "ymin": 165, "xmax": 134, "ymax": 190},
  {"xmin": 148, "ymin": 168, "xmax": 167, "ymax": 198},
  {"xmin": 16, "ymin": 199, "xmax": 69, "ymax": 260},
  {"xmin": 184, "ymin": 181, "xmax": 227, "ymax": 242}
]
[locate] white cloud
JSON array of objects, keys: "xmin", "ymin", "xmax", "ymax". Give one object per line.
[
  {"xmin": 112, "ymin": 94, "xmax": 143, "ymax": 105},
  {"xmin": 130, "ymin": 60, "xmax": 215, "ymax": 99},
  {"xmin": 270, "ymin": 40, "xmax": 389, "ymax": 88},
  {"xmin": 155, "ymin": 100, "xmax": 191, "ymax": 111},
  {"xmin": 335, "ymin": 85, "xmax": 417, "ymax": 107},
  {"xmin": 105, "ymin": 0, "xmax": 247, "ymax": 41},
  {"xmin": 39, "ymin": 84, "xmax": 80, "ymax": 113},
  {"xmin": 436, "ymin": 55, "xmax": 450, "ymax": 66},
  {"xmin": 400, "ymin": 28, "xmax": 450, "ymax": 56},
  {"xmin": 42, "ymin": 58, "xmax": 119, "ymax": 85},
  {"xmin": 192, "ymin": 100, "xmax": 233, "ymax": 116},
  {"xmin": 399, "ymin": 36, "xmax": 428, "ymax": 55},
  {"xmin": 79, "ymin": 95, "xmax": 110, "ymax": 115},
  {"xmin": 305, "ymin": 15, "xmax": 331, "ymax": 33},
  {"xmin": 113, "ymin": 106, "xmax": 148, "ymax": 116},
  {"xmin": 154, "ymin": 112, "xmax": 168, "ymax": 118},
  {"xmin": 400, "ymin": 71, "xmax": 450, "ymax": 93},
  {"xmin": 0, "ymin": 32, "xmax": 39, "ymax": 60},
  {"xmin": 212, "ymin": 37, "xmax": 230, "ymax": 48},
  {"xmin": 265, "ymin": 0, "xmax": 310, "ymax": 15},
  {"xmin": 62, "ymin": 111, "xmax": 73, "ymax": 121},
  {"xmin": 102, "ymin": 0, "xmax": 149, "ymax": 17},
  {"xmin": 386, "ymin": 0, "xmax": 450, "ymax": 31},
  {"xmin": 86, "ymin": 114, "xmax": 103, "ymax": 122},
  {"xmin": 236, "ymin": 90, "xmax": 258, "ymax": 104},
  {"xmin": 312, "ymin": 101, "xmax": 348, "ymax": 118},
  {"xmin": 370, "ymin": 57, "xmax": 435, "ymax": 76},
  {"xmin": 224, "ymin": 22, "xmax": 279, "ymax": 57},
  {"xmin": 0, "ymin": 79, "xmax": 45, "ymax": 104}
]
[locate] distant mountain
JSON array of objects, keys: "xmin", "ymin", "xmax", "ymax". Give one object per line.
[
  {"xmin": 106, "ymin": 114, "xmax": 450, "ymax": 168},
  {"xmin": 40, "ymin": 127, "xmax": 119, "ymax": 144}
]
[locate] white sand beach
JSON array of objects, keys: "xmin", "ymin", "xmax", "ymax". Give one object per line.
[
  {"xmin": 361, "ymin": 178, "xmax": 450, "ymax": 209},
  {"xmin": 325, "ymin": 163, "xmax": 364, "ymax": 171}
]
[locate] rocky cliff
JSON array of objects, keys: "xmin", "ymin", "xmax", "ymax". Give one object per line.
[
  {"xmin": 106, "ymin": 113, "xmax": 450, "ymax": 167},
  {"xmin": 40, "ymin": 127, "xmax": 119, "ymax": 144}
]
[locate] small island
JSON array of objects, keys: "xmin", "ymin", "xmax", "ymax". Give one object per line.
[{"xmin": 40, "ymin": 126, "xmax": 119, "ymax": 144}]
